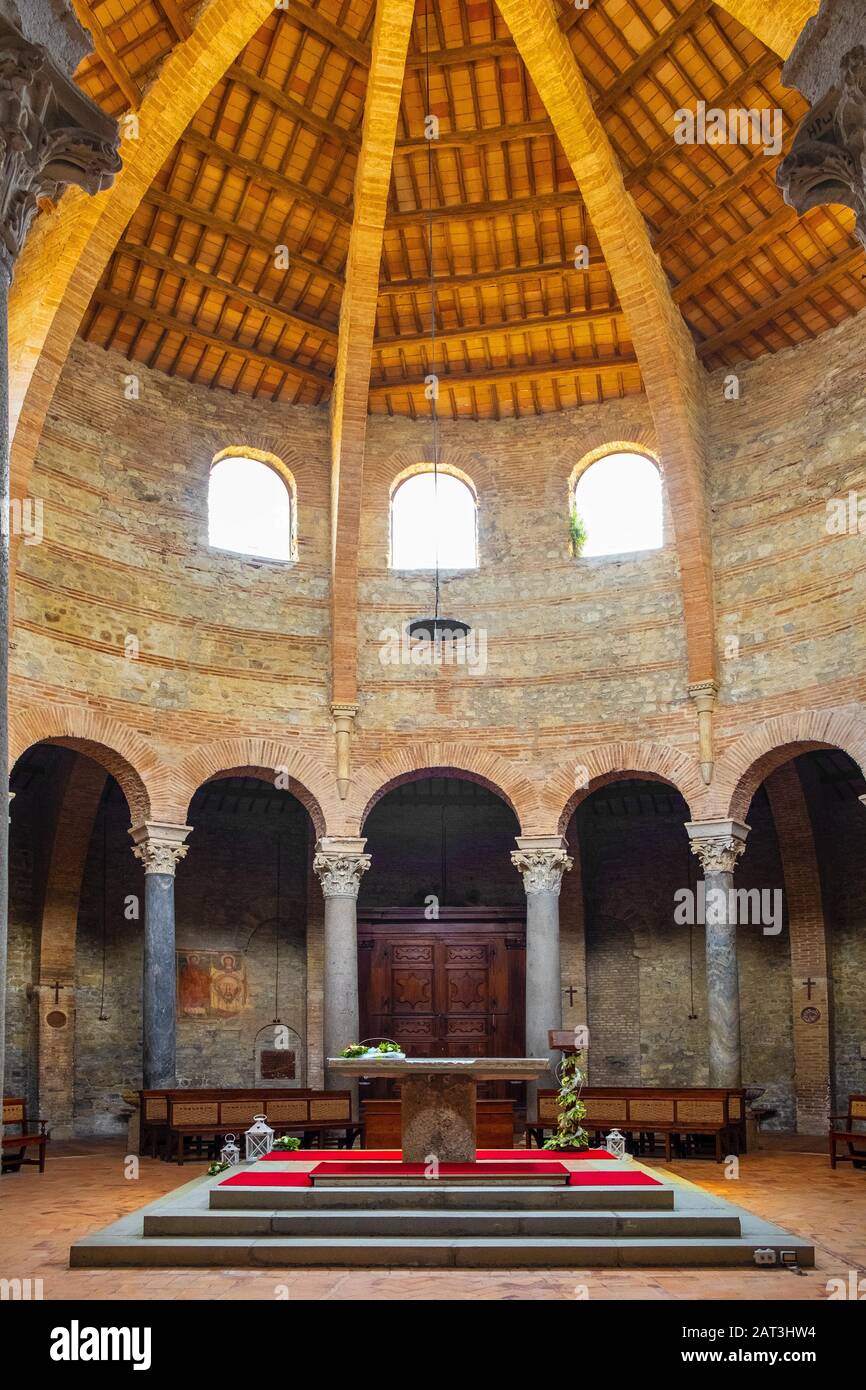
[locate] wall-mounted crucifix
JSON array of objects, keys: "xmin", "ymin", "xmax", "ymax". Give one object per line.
[
  {"xmin": 562, "ymin": 984, "xmax": 579, "ymax": 1007},
  {"xmin": 802, "ymin": 977, "xmax": 817, "ymax": 1000}
]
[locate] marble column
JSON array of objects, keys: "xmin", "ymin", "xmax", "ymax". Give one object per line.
[
  {"xmin": 130, "ymin": 823, "xmax": 191, "ymax": 1089},
  {"xmin": 511, "ymin": 834, "xmax": 573, "ymax": 1119},
  {"xmin": 0, "ymin": 0, "xmax": 119, "ymax": 1133},
  {"xmin": 777, "ymin": 0, "xmax": 866, "ymax": 251},
  {"xmin": 686, "ymin": 819, "xmax": 750, "ymax": 1088},
  {"xmin": 313, "ymin": 837, "xmax": 370, "ymax": 1115}
]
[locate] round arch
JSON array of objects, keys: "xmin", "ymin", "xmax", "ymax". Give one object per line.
[
  {"xmin": 9, "ymin": 704, "xmax": 157, "ymax": 822},
  {"xmin": 351, "ymin": 744, "xmax": 537, "ymax": 834},
  {"xmin": 714, "ymin": 708, "xmax": 866, "ymax": 821},
  {"xmin": 175, "ymin": 739, "xmax": 329, "ymax": 836},
  {"xmin": 544, "ymin": 740, "xmax": 702, "ymax": 834}
]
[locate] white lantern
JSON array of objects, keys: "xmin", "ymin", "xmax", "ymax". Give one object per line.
[
  {"xmin": 245, "ymin": 1114, "xmax": 274, "ymax": 1161},
  {"xmin": 220, "ymin": 1133, "xmax": 240, "ymax": 1167},
  {"xmin": 606, "ymin": 1128, "xmax": 628, "ymax": 1161}
]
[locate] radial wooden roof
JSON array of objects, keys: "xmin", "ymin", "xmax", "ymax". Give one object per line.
[{"xmin": 73, "ymin": 0, "xmax": 866, "ymax": 421}]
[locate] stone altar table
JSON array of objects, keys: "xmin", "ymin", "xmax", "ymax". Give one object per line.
[{"xmin": 327, "ymin": 1057, "xmax": 550, "ymax": 1161}]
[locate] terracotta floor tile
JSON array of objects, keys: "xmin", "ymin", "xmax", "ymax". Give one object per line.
[{"xmin": 1, "ymin": 1138, "xmax": 864, "ymax": 1300}]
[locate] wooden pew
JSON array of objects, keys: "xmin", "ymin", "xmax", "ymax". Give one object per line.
[
  {"xmin": 2, "ymin": 1097, "xmax": 49, "ymax": 1174},
  {"xmin": 361, "ymin": 1098, "xmax": 515, "ymax": 1149},
  {"xmin": 828, "ymin": 1094, "xmax": 866, "ymax": 1169},
  {"xmin": 527, "ymin": 1086, "xmax": 746, "ymax": 1162},
  {"xmin": 139, "ymin": 1089, "xmax": 362, "ymax": 1163}
]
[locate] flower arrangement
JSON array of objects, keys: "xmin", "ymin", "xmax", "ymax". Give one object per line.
[
  {"xmin": 272, "ymin": 1135, "xmax": 302, "ymax": 1151},
  {"xmin": 339, "ymin": 1040, "xmax": 406, "ymax": 1059},
  {"xmin": 542, "ymin": 1054, "xmax": 589, "ymax": 1152},
  {"xmin": 207, "ymin": 1159, "xmax": 231, "ymax": 1176}
]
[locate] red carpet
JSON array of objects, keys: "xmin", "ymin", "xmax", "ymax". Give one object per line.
[
  {"xmin": 220, "ymin": 1170, "xmax": 312, "ymax": 1187},
  {"xmin": 567, "ymin": 1170, "xmax": 662, "ymax": 1186},
  {"xmin": 309, "ymin": 1160, "xmax": 568, "ymax": 1178}
]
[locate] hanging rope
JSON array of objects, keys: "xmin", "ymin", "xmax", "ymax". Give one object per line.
[
  {"xmin": 97, "ymin": 788, "xmax": 110, "ymax": 1021},
  {"xmin": 424, "ymin": 0, "xmax": 440, "ymax": 621},
  {"xmin": 273, "ymin": 835, "xmax": 281, "ymax": 1022}
]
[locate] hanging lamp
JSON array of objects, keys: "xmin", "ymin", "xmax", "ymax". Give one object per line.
[{"xmin": 407, "ymin": 2, "xmax": 471, "ymax": 646}]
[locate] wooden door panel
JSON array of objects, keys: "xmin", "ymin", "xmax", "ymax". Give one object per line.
[{"xmin": 359, "ymin": 920, "xmax": 525, "ymax": 1065}]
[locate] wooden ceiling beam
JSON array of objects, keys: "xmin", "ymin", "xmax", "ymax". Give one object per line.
[
  {"xmin": 330, "ymin": 0, "xmax": 415, "ymax": 708},
  {"xmin": 114, "ymin": 238, "xmax": 341, "ymax": 343},
  {"xmin": 379, "ymin": 252, "xmax": 609, "ymax": 295},
  {"xmin": 595, "ymin": 0, "xmax": 714, "ymax": 114},
  {"xmin": 387, "ymin": 187, "xmax": 582, "ymax": 227},
  {"xmin": 710, "ymin": 1, "xmax": 819, "ymax": 57},
  {"xmin": 624, "ymin": 51, "xmax": 779, "ymax": 191},
  {"xmin": 495, "ymin": 0, "xmax": 717, "ymax": 686},
  {"xmin": 90, "ymin": 287, "xmax": 334, "ymax": 389},
  {"xmin": 225, "ymin": 62, "xmax": 362, "ymax": 148},
  {"xmin": 697, "ymin": 246, "xmax": 865, "ymax": 357},
  {"xmin": 374, "ymin": 305, "xmax": 625, "ymax": 350},
  {"xmin": 369, "ymin": 353, "xmax": 639, "ymax": 393},
  {"xmin": 180, "ymin": 127, "xmax": 353, "ymax": 225},
  {"xmin": 73, "ymin": 0, "xmax": 143, "ymax": 109},
  {"xmin": 405, "ymin": 37, "xmax": 517, "ymax": 67},
  {"xmin": 288, "ymin": 0, "xmax": 371, "ymax": 67},
  {"xmin": 141, "ymin": 188, "xmax": 345, "ymax": 289},
  {"xmin": 652, "ymin": 143, "xmax": 788, "ymax": 251},
  {"xmin": 671, "ymin": 206, "xmax": 799, "ymax": 303},
  {"xmin": 395, "ymin": 116, "xmax": 553, "ymax": 150},
  {"xmin": 156, "ymin": 0, "xmax": 192, "ymax": 41}
]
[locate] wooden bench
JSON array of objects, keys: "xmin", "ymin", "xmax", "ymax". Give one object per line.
[
  {"xmin": 2, "ymin": 1097, "xmax": 49, "ymax": 1174},
  {"xmin": 527, "ymin": 1086, "xmax": 746, "ymax": 1162},
  {"xmin": 152, "ymin": 1089, "xmax": 362, "ymax": 1164},
  {"xmin": 362, "ymin": 1098, "xmax": 515, "ymax": 1149},
  {"xmin": 829, "ymin": 1094, "xmax": 866, "ymax": 1169}
]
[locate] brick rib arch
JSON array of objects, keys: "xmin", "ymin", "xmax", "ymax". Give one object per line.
[
  {"xmin": 173, "ymin": 739, "xmax": 330, "ymax": 834},
  {"xmin": 548, "ymin": 740, "xmax": 702, "ymax": 834},
  {"xmin": 352, "ymin": 744, "xmax": 538, "ymax": 835},
  {"xmin": 713, "ymin": 0, "xmax": 819, "ymax": 57},
  {"xmin": 7, "ymin": 0, "xmax": 278, "ymax": 587},
  {"xmin": 714, "ymin": 707, "xmax": 866, "ymax": 821},
  {"xmin": 9, "ymin": 703, "xmax": 157, "ymax": 822}
]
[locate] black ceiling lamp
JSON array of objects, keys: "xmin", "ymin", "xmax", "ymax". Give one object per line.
[{"xmin": 408, "ymin": 2, "xmax": 471, "ymax": 646}]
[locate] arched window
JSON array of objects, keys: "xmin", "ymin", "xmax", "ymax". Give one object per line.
[
  {"xmin": 207, "ymin": 453, "xmax": 294, "ymax": 562},
  {"xmin": 390, "ymin": 469, "xmax": 478, "ymax": 569},
  {"xmin": 572, "ymin": 451, "xmax": 663, "ymax": 557}
]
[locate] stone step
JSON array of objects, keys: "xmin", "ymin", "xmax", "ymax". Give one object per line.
[
  {"xmin": 144, "ymin": 1207, "xmax": 742, "ymax": 1238},
  {"xmin": 209, "ymin": 1182, "xmax": 674, "ymax": 1211},
  {"xmin": 310, "ymin": 1170, "xmax": 570, "ymax": 1187},
  {"xmin": 70, "ymin": 1232, "xmax": 816, "ymax": 1269}
]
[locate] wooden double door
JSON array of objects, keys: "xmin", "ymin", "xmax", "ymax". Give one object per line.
[{"xmin": 358, "ymin": 909, "xmax": 526, "ymax": 1067}]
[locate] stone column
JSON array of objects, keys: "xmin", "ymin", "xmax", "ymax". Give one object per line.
[
  {"xmin": 129, "ymin": 822, "xmax": 191, "ymax": 1089},
  {"xmin": 313, "ymin": 837, "xmax": 370, "ymax": 1114},
  {"xmin": 777, "ymin": 0, "xmax": 866, "ymax": 250},
  {"xmin": 0, "ymin": 1, "xmax": 119, "ymax": 1136},
  {"xmin": 686, "ymin": 819, "xmax": 750, "ymax": 1088},
  {"xmin": 511, "ymin": 834, "xmax": 573, "ymax": 1118}
]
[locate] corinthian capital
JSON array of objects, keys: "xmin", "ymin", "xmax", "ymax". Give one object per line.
[
  {"xmin": 0, "ymin": 15, "xmax": 120, "ymax": 282},
  {"xmin": 129, "ymin": 822, "xmax": 192, "ymax": 877},
  {"xmin": 511, "ymin": 836, "xmax": 573, "ymax": 896},
  {"xmin": 314, "ymin": 837, "xmax": 371, "ymax": 899},
  {"xmin": 685, "ymin": 819, "xmax": 750, "ymax": 876},
  {"xmin": 777, "ymin": 3, "xmax": 866, "ymax": 249}
]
